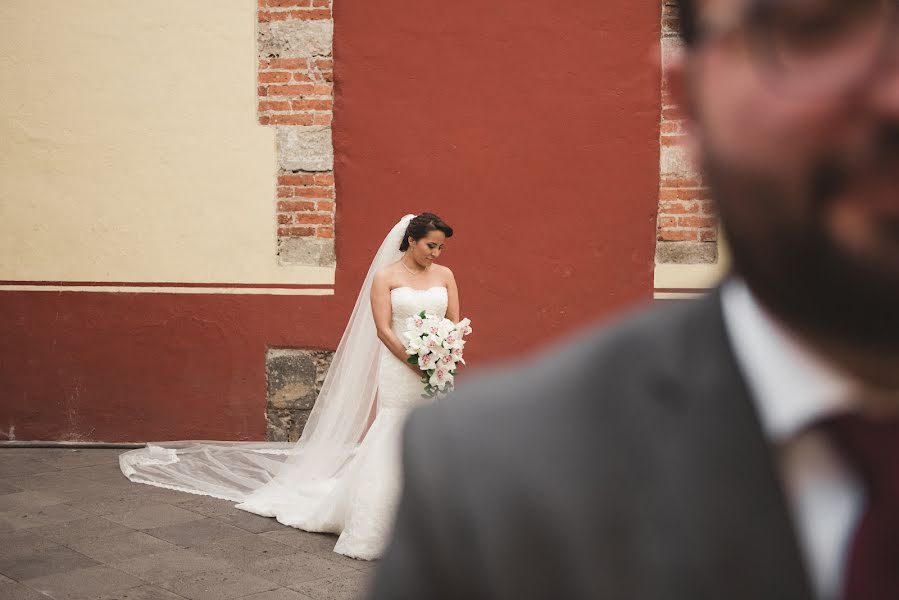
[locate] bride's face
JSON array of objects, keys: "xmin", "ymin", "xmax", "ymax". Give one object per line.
[{"xmin": 408, "ymin": 231, "xmax": 447, "ymax": 267}]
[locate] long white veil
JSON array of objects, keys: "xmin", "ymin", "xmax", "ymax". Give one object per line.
[{"xmin": 120, "ymin": 214, "xmax": 416, "ymax": 529}]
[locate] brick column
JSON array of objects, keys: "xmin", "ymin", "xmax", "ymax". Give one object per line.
[
  {"xmin": 257, "ymin": 0, "xmax": 336, "ymax": 267},
  {"xmin": 656, "ymin": 0, "xmax": 718, "ymax": 266}
]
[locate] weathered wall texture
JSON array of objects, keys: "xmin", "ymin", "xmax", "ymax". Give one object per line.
[
  {"xmin": 655, "ymin": 0, "xmax": 718, "ymax": 265},
  {"xmin": 1, "ymin": 0, "xmax": 662, "ymax": 442},
  {"xmin": 257, "ymin": 1, "xmax": 338, "ymax": 267},
  {"xmin": 0, "ymin": 0, "xmax": 334, "ymax": 289},
  {"xmin": 266, "ymin": 349, "xmax": 333, "ymax": 441}
]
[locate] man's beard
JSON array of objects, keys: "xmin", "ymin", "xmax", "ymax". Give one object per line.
[{"xmin": 706, "ymin": 124, "xmax": 899, "ymax": 352}]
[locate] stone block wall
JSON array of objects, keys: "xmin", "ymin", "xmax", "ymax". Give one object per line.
[{"xmin": 266, "ymin": 348, "xmax": 334, "ymax": 441}]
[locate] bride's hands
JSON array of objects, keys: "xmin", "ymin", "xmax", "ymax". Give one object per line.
[{"xmin": 407, "ymin": 362, "xmax": 424, "ymax": 379}]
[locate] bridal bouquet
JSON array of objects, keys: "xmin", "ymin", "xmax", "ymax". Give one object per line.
[{"xmin": 403, "ymin": 312, "xmax": 473, "ymax": 398}]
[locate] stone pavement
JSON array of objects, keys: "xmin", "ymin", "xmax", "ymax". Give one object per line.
[{"xmin": 0, "ymin": 448, "xmax": 374, "ymax": 600}]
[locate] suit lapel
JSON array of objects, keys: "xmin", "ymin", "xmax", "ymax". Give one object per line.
[{"xmin": 674, "ymin": 290, "xmax": 815, "ymax": 600}]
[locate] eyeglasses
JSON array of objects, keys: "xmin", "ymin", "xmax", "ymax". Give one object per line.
[{"xmin": 695, "ymin": 0, "xmax": 898, "ymax": 97}]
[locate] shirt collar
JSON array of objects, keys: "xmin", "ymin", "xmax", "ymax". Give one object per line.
[{"xmin": 720, "ymin": 279, "xmax": 859, "ymax": 442}]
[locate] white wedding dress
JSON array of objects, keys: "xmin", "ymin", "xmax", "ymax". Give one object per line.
[
  {"xmin": 331, "ymin": 286, "xmax": 446, "ymax": 557},
  {"xmin": 120, "ymin": 216, "xmax": 449, "ymax": 560},
  {"xmin": 237, "ymin": 286, "xmax": 447, "ymax": 559}
]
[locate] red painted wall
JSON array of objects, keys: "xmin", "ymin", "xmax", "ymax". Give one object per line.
[{"xmin": 0, "ymin": 0, "xmax": 661, "ymax": 442}]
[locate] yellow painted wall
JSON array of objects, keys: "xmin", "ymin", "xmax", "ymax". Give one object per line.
[{"xmin": 0, "ymin": 0, "xmax": 332, "ymax": 287}]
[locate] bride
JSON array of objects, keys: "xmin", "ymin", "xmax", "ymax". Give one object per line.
[{"xmin": 120, "ymin": 213, "xmax": 459, "ymax": 560}]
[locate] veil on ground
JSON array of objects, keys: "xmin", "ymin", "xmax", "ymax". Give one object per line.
[{"xmin": 120, "ymin": 214, "xmax": 416, "ymax": 530}]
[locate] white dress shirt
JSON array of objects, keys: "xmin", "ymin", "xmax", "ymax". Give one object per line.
[{"xmin": 720, "ymin": 280, "xmax": 866, "ymax": 600}]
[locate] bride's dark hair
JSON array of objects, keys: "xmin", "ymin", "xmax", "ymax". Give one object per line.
[{"xmin": 400, "ymin": 213, "xmax": 454, "ymax": 252}]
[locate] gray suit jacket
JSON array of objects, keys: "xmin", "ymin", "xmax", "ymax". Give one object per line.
[{"xmin": 369, "ymin": 290, "xmax": 815, "ymax": 600}]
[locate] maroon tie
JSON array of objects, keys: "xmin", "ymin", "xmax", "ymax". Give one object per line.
[{"xmin": 824, "ymin": 414, "xmax": 899, "ymax": 600}]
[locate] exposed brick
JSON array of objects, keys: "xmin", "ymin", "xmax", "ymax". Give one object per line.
[
  {"xmin": 277, "ymin": 200, "xmax": 316, "ymax": 211},
  {"xmin": 259, "ymin": 9, "xmax": 331, "ymax": 22},
  {"xmin": 267, "ymin": 58, "xmax": 308, "ymax": 70},
  {"xmin": 278, "ymin": 226, "xmax": 315, "ymax": 237},
  {"xmin": 278, "ymin": 173, "xmax": 316, "ymax": 186},
  {"xmin": 656, "ymin": 10, "xmax": 718, "ymax": 266},
  {"xmin": 660, "ymin": 121, "xmax": 683, "ymax": 135},
  {"xmin": 654, "ymin": 10, "xmax": 719, "ymax": 266},
  {"xmin": 259, "ymin": 11, "xmax": 290, "ymax": 22},
  {"xmin": 659, "ymin": 230, "xmax": 700, "ymax": 242},
  {"xmin": 288, "ymin": 8, "xmax": 332, "ymax": 20},
  {"xmin": 659, "ymin": 188, "xmax": 706, "ymax": 202},
  {"xmin": 662, "ymin": 16, "xmax": 681, "ymax": 36},
  {"xmin": 296, "ymin": 213, "xmax": 333, "ymax": 225},
  {"xmin": 677, "ymin": 216, "xmax": 717, "ymax": 229},
  {"xmin": 262, "ymin": 0, "xmax": 312, "ymax": 7},
  {"xmin": 291, "ymin": 99, "xmax": 333, "ymax": 111},
  {"xmin": 258, "ymin": 0, "xmax": 334, "ymax": 252},
  {"xmin": 258, "ymin": 71, "xmax": 292, "ymax": 84},
  {"xmin": 294, "ymin": 186, "xmax": 334, "ymax": 199},
  {"xmin": 259, "ymin": 100, "xmax": 291, "ymax": 112},
  {"xmin": 699, "ymin": 229, "xmax": 719, "ymax": 242},
  {"xmin": 661, "ymin": 106, "xmax": 684, "ymax": 121},
  {"xmin": 658, "ymin": 200, "xmax": 699, "ymax": 214},
  {"xmin": 269, "ymin": 114, "xmax": 315, "ymax": 125},
  {"xmin": 657, "ymin": 216, "xmax": 678, "ymax": 229},
  {"xmin": 266, "ymin": 84, "xmax": 317, "ymax": 97},
  {"xmin": 660, "ymin": 175, "xmax": 703, "ymax": 188},
  {"xmin": 660, "ymin": 134, "xmax": 687, "ymax": 147},
  {"xmin": 292, "ymin": 84, "xmax": 325, "ymax": 97}
]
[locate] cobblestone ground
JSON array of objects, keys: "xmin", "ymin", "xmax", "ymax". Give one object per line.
[{"xmin": 0, "ymin": 448, "xmax": 374, "ymax": 600}]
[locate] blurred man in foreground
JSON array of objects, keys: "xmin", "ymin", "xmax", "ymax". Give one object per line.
[{"xmin": 371, "ymin": 1, "xmax": 899, "ymax": 598}]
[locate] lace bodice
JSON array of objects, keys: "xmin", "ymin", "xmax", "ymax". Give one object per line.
[
  {"xmin": 389, "ymin": 286, "xmax": 449, "ymax": 334},
  {"xmin": 376, "ymin": 286, "xmax": 448, "ymax": 414}
]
